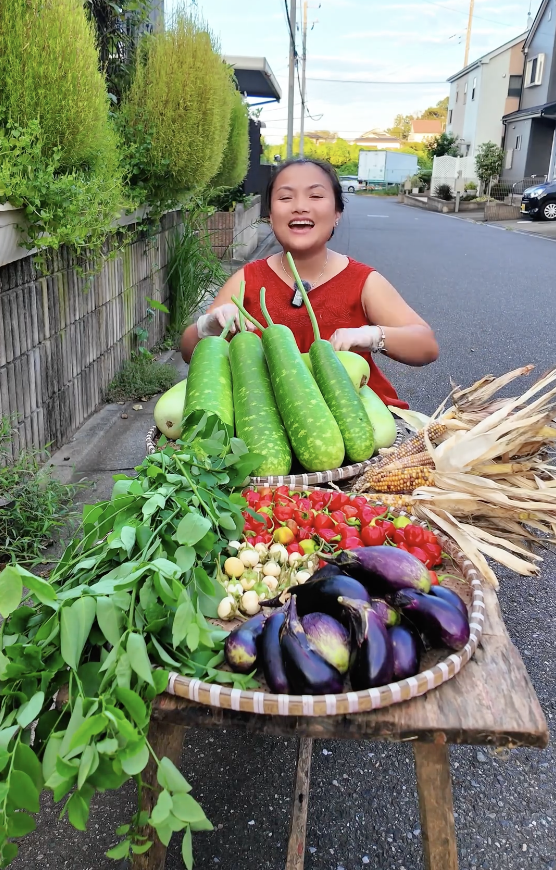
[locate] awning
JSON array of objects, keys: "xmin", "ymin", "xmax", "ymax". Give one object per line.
[
  {"xmin": 503, "ymin": 101, "xmax": 556, "ymax": 123},
  {"xmin": 224, "ymin": 56, "xmax": 282, "ymax": 102}
]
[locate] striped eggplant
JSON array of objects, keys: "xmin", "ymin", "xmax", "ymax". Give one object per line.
[
  {"xmin": 224, "ymin": 612, "xmax": 266, "ymax": 674},
  {"xmin": 280, "ymin": 595, "xmax": 344, "ymax": 695},
  {"xmin": 339, "ymin": 597, "xmax": 394, "ymax": 690}
]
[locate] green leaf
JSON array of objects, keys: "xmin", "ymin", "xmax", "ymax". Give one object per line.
[
  {"xmin": 146, "ymin": 297, "xmax": 170, "ymax": 313},
  {"xmin": 217, "ymin": 512, "xmax": 236, "ymax": 531},
  {"xmin": 152, "ymin": 669, "xmax": 170, "ymax": 695},
  {"xmin": 182, "ymin": 825, "xmax": 193, "ymax": 870},
  {"xmin": 0, "ymin": 748, "xmax": 10, "ymax": 773},
  {"xmin": 116, "ymin": 824, "xmax": 130, "ymax": 836},
  {"xmin": 120, "ymin": 525, "xmax": 137, "ymax": 556},
  {"xmin": 106, "ymin": 840, "xmax": 131, "ymax": 859},
  {"xmin": 174, "ymin": 546, "xmax": 196, "ymax": 572},
  {"xmin": 172, "ymin": 792, "xmax": 207, "ymax": 824},
  {"xmin": 173, "ymin": 513, "xmax": 212, "ymax": 546},
  {"xmin": 142, "ymin": 494, "xmax": 166, "ymax": 519},
  {"xmin": 111, "ymin": 479, "xmax": 133, "ymax": 499},
  {"xmin": 114, "ymin": 688, "xmax": 148, "ymax": 728},
  {"xmin": 9, "ymin": 770, "xmax": 40, "ymax": 812},
  {"xmin": 68, "ymin": 714, "xmax": 108, "ymax": 752},
  {"xmin": 78, "ymin": 745, "xmax": 98, "ymax": 790},
  {"xmin": 0, "ymin": 565, "xmax": 23, "ymax": 617},
  {"xmin": 7, "ymin": 811, "xmax": 36, "ymax": 837},
  {"xmin": 131, "ymin": 841, "xmax": 153, "ymax": 855},
  {"xmin": 96, "ymin": 597, "xmax": 122, "ymax": 648},
  {"xmin": 42, "ymin": 734, "xmax": 64, "ymax": 781},
  {"xmin": 60, "ymin": 597, "xmax": 96, "ymax": 671},
  {"xmin": 8, "ymin": 565, "xmax": 57, "ymax": 607},
  {"xmin": 56, "ymin": 756, "xmax": 80, "ymax": 779},
  {"xmin": 150, "ymin": 789, "xmax": 173, "ymax": 825},
  {"xmin": 127, "ymin": 633, "xmax": 154, "ymax": 686},
  {"xmin": 151, "ymin": 558, "xmax": 183, "ymax": 580},
  {"xmin": 14, "ymin": 742, "xmax": 43, "ymax": 790},
  {"xmin": 149, "ymin": 635, "xmax": 180, "ymax": 667},
  {"xmin": 194, "ymin": 566, "xmax": 216, "ymax": 598},
  {"xmin": 67, "ymin": 792, "xmax": 89, "ymax": 831},
  {"xmin": 172, "ymin": 601, "xmax": 193, "ymax": 649},
  {"xmin": 157, "ymin": 757, "xmax": 191, "ymax": 794},
  {"xmin": 96, "ymin": 737, "xmax": 119, "ymax": 755},
  {"xmin": 16, "ymin": 691, "xmax": 45, "ymax": 729},
  {"xmin": 190, "ymin": 817, "xmax": 214, "ymax": 832},
  {"xmin": 186, "ymin": 623, "xmax": 200, "ymax": 652},
  {"xmin": 0, "ymin": 725, "xmax": 19, "ymax": 750},
  {"xmin": 120, "ymin": 740, "xmax": 149, "ymax": 776},
  {"xmin": 60, "ymin": 697, "xmax": 84, "ymax": 756},
  {"xmin": 115, "ymin": 651, "xmax": 132, "ymax": 689}
]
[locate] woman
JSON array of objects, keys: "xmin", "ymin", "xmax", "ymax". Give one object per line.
[{"xmin": 181, "ymin": 158, "xmax": 438, "ymax": 408}]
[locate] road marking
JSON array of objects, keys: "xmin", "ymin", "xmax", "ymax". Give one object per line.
[{"xmin": 366, "ymin": 214, "xmax": 390, "ymax": 218}]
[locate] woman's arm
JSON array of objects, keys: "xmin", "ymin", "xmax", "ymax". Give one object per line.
[
  {"xmin": 330, "ymin": 271, "xmax": 438, "ymax": 367},
  {"xmin": 180, "ymin": 268, "xmax": 249, "ymax": 362}
]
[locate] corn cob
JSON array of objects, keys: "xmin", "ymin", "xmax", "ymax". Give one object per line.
[
  {"xmin": 377, "ymin": 451, "xmax": 435, "ymax": 472},
  {"xmin": 361, "ymin": 466, "xmax": 435, "ymax": 493},
  {"xmin": 372, "ymin": 423, "xmax": 447, "ymax": 471},
  {"xmin": 365, "ymin": 494, "xmax": 417, "ymax": 510}
]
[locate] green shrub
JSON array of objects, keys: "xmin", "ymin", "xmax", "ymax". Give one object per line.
[
  {"xmin": 120, "ymin": 8, "xmax": 236, "ymax": 210},
  {"xmin": 464, "ymin": 180, "xmax": 478, "ymax": 191},
  {"xmin": 212, "ymin": 89, "xmax": 250, "ymax": 189},
  {"xmin": 105, "ymin": 356, "xmax": 177, "ymax": 403},
  {"xmin": 434, "ymin": 183, "xmax": 453, "ymax": 201}
]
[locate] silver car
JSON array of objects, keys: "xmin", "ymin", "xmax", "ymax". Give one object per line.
[{"xmin": 339, "ymin": 176, "xmax": 363, "ymax": 193}]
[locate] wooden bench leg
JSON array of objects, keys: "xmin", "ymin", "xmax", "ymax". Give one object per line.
[
  {"xmin": 132, "ymin": 720, "xmax": 187, "ymax": 870},
  {"xmin": 285, "ymin": 737, "xmax": 313, "ymax": 870},
  {"xmin": 413, "ymin": 743, "xmax": 458, "ymax": 870}
]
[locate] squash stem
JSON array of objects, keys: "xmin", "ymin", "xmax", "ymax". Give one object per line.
[
  {"xmin": 231, "ymin": 295, "xmax": 265, "ymax": 332},
  {"xmin": 238, "ymin": 280, "xmax": 246, "ymax": 332},
  {"xmin": 286, "ymin": 252, "xmax": 320, "ymax": 341},
  {"xmin": 220, "ymin": 317, "xmax": 235, "ymax": 340},
  {"xmin": 260, "ymin": 287, "xmax": 274, "ymax": 326}
]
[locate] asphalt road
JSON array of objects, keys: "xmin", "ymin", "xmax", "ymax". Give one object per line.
[{"xmin": 12, "ymin": 195, "xmax": 556, "ymax": 870}]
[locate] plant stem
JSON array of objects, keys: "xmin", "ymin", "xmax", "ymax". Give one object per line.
[
  {"xmin": 259, "ymin": 287, "xmax": 274, "ymax": 326},
  {"xmin": 230, "ymin": 295, "xmax": 265, "ymax": 332},
  {"xmin": 286, "ymin": 252, "xmax": 321, "ymax": 341},
  {"xmin": 219, "ymin": 317, "xmax": 235, "ymax": 340},
  {"xmin": 238, "ymin": 280, "xmax": 246, "ymax": 332}
]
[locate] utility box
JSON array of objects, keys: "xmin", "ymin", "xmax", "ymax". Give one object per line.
[{"xmin": 358, "ymin": 150, "xmax": 418, "ymax": 186}]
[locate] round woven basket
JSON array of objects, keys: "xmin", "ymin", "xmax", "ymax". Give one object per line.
[
  {"xmin": 145, "ymin": 423, "xmax": 406, "ymax": 487},
  {"xmin": 163, "ymin": 497, "xmax": 485, "ymax": 717}
]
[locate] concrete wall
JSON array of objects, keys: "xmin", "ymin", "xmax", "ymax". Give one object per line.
[
  {"xmin": 503, "ymin": 116, "xmax": 534, "ymax": 180},
  {"xmin": 476, "ymin": 44, "xmax": 525, "ymax": 149},
  {"xmin": 525, "ymin": 118, "xmax": 556, "ymax": 174},
  {"xmin": 205, "ymin": 196, "xmax": 261, "ymax": 260},
  {"xmin": 0, "ymin": 211, "xmax": 181, "ymax": 460}
]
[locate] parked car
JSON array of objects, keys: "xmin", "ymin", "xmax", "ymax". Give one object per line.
[
  {"xmin": 339, "ymin": 176, "xmax": 363, "ymax": 193},
  {"xmin": 520, "ymin": 180, "xmax": 556, "ymax": 221}
]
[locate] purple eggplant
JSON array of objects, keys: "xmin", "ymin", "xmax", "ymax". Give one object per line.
[
  {"xmin": 392, "ymin": 589, "xmax": 470, "ymax": 651},
  {"xmin": 301, "ymin": 612, "xmax": 351, "ymax": 674},
  {"xmin": 370, "ymin": 598, "xmax": 400, "ymax": 627},
  {"xmin": 389, "ymin": 625, "xmax": 420, "ymax": 680},
  {"xmin": 290, "ymin": 574, "xmax": 372, "ymax": 621},
  {"xmin": 224, "ymin": 612, "xmax": 266, "ymax": 674},
  {"xmin": 429, "ymin": 585, "xmax": 468, "ymax": 619},
  {"xmin": 261, "ymin": 609, "xmax": 290, "ymax": 694},
  {"xmin": 339, "ymin": 597, "xmax": 394, "ymax": 690},
  {"xmin": 322, "ymin": 546, "xmax": 431, "ymax": 594},
  {"xmin": 280, "ymin": 596, "xmax": 344, "ymax": 695}
]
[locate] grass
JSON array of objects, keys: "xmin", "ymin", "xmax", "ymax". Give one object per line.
[
  {"xmin": 0, "ymin": 417, "xmax": 78, "ymax": 564},
  {"xmin": 105, "ymin": 355, "xmax": 177, "ymax": 403}
]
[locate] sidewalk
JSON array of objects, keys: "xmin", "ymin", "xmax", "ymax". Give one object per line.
[{"xmin": 452, "ymin": 210, "xmax": 556, "ymax": 240}]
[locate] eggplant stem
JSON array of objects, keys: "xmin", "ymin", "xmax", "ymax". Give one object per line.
[
  {"xmin": 238, "ymin": 279, "xmax": 246, "ymax": 332},
  {"xmin": 286, "ymin": 251, "xmax": 321, "ymax": 341},
  {"xmin": 260, "ymin": 286, "xmax": 274, "ymax": 326},
  {"xmin": 231, "ymin": 294, "xmax": 265, "ymax": 332},
  {"xmin": 220, "ymin": 316, "xmax": 235, "ymax": 340}
]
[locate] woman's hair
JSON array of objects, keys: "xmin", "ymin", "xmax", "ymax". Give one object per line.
[{"xmin": 266, "ymin": 157, "xmax": 346, "ymax": 214}]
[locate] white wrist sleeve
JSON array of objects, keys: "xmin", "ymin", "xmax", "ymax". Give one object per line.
[
  {"xmin": 358, "ymin": 325, "xmax": 382, "ymax": 353},
  {"xmin": 196, "ymin": 313, "xmax": 216, "ymax": 339}
]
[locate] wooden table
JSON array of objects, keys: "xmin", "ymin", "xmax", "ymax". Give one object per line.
[{"xmin": 133, "ymin": 586, "xmax": 548, "ymax": 870}]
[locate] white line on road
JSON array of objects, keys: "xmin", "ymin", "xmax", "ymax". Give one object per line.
[{"xmin": 366, "ymin": 214, "xmax": 390, "ymax": 218}]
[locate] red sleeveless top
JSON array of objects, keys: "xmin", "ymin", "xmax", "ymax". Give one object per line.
[{"xmin": 243, "ymin": 257, "xmax": 408, "ymax": 410}]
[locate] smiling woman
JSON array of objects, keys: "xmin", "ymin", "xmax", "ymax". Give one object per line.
[{"xmin": 180, "ymin": 158, "xmax": 438, "ymax": 407}]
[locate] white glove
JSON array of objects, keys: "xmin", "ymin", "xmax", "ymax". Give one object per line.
[
  {"xmin": 329, "ymin": 325, "xmax": 383, "ymax": 353},
  {"xmin": 196, "ymin": 304, "xmax": 255, "ymax": 339}
]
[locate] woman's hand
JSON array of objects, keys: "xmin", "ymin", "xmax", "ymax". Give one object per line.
[
  {"xmin": 329, "ymin": 326, "xmax": 380, "ymax": 352},
  {"xmin": 197, "ymin": 303, "xmax": 256, "ymax": 338}
]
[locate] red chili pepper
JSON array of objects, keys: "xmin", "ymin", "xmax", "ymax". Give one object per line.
[
  {"xmin": 318, "ymin": 528, "xmax": 341, "ymax": 544},
  {"xmin": 275, "ymin": 485, "xmax": 290, "ymax": 497},
  {"xmin": 257, "ymin": 487, "xmax": 273, "ymax": 499},
  {"xmin": 375, "ymin": 519, "xmax": 395, "ymax": 538},
  {"xmin": 346, "ymin": 517, "xmax": 361, "ymax": 527},
  {"xmin": 423, "ymin": 529, "xmax": 439, "ymax": 545},
  {"xmin": 308, "ymin": 490, "xmax": 324, "ymax": 505},
  {"xmin": 350, "ymin": 496, "xmax": 368, "ymax": 509},
  {"xmin": 330, "ymin": 510, "xmax": 346, "ymax": 525},
  {"xmin": 252, "ymin": 535, "xmax": 265, "ymax": 544},
  {"xmin": 285, "ymin": 519, "xmax": 299, "ymax": 538},
  {"xmin": 343, "ymin": 505, "xmax": 359, "ymax": 521},
  {"xmin": 408, "ymin": 545, "xmax": 429, "ymax": 565},
  {"xmin": 258, "ymin": 496, "xmax": 273, "ymax": 508},
  {"xmin": 287, "ymin": 542, "xmax": 302, "ymax": 554},
  {"xmin": 261, "ymin": 532, "xmax": 273, "ymax": 544},
  {"xmin": 397, "ymin": 542, "xmax": 409, "ymax": 552},
  {"xmin": 314, "ymin": 513, "xmax": 334, "ymax": 531},
  {"xmin": 341, "ymin": 536, "xmax": 363, "ymax": 550},
  {"xmin": 329, "ymin": 492, "xmax": 349, "ymax": 511},
  {"xmin": 429, "ymin": 570, "xmax": 440, "ymax": 585},
  {"xmin": 358, "ymin": 506, "xmax": 376, "ymax": 526},
  {"xmin": 293, "ymin": 509, "xmax": 313, "ymax": 528},
  {"xmin": 404, "ymin": 525, "xmax": 426, "ymax": 548},
  {"xmin": 334, "ymin": 522, "xmax": 352, "ymax": 539},
  {"xmin": 423, "ymin": 542, "xmax": 442, "ymax": 566},
  {"xmin": 390, "ymin": 528, "xmax": 407, "ymax": 546},
  {"xmin": 298, "ymin": 527, "xmax": 316, "ymax": 541},
  {"xmin": 296, "ymin": 497, "xmax": 312, "ymax": 513},
  {"xmin": 274, "ymin": 504, "xmax": 294, "ymax": 522},
  {"xmin": 244, "ymin": 489, "xmax": 260, "ymax": 507},
  {"xmin": 361, "ymin": 525, "xmax": 386, "ymax": 547}
]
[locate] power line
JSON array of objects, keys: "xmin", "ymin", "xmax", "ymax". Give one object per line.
[
  {"xmin": 306, "ymin": 77, "xmax": 447, "ymax": 84},
  {"xmin": 420, "ymin": 0, "xmax": 514, "ymax": 27}
]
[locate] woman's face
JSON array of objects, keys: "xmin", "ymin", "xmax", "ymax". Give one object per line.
[{"xmin": 270, "ymin": 163, "xmax": 341, "ymax": 254}]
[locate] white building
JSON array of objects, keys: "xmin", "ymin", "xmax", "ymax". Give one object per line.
[{"xmin": 446, "ymin": 33, "xmax": 527, "ymax": 156}]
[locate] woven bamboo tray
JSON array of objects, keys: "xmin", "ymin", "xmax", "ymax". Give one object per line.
[
  {"xmin": 163, "ymin": 497, "xmax": 485, "ymax": 717},
  {"xmin": 145, "ymin": 423, "xmax": 406, "ymax": 487}
]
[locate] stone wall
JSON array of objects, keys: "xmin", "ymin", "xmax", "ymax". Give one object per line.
[{"xmin": 0, "ymin": 210, "xmax": 182, "ymax": 460}]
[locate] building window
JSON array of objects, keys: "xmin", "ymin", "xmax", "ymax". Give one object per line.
[
  {"xmin": 525, "ymin": 54, "xmax": 545, "ymax": 87},
  {"xmin": 515, "ymin": 134, "xmax": 522, "ymax": 150},
  {"xmin": 508, "ymin": 75, "xmax": 523, "ymax": 98},
  {"xmin": 471, "ymin": 77, "xmax": 477, "ymax": 100},
  {"xmin": 463, "ymin": 81, "xmax": 468, "ymax": 105},
  {"xmin": 456, "ymin": 89, "xmax": 459, "ymax": 103},
  {"xmin": 448, "ymin": 109, "xmax": 453, "ymax": 124},
  {"xmin": 465, "ymin": 143, "xmax": 471, "ymax": 156}
]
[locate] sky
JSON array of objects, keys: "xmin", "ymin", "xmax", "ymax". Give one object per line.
[{"xmin": 165, "ymin": 0, "xmax": 543, "ymax": 143}]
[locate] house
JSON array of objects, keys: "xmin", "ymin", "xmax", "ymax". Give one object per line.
[
  {"xmin": 304, "ymin": 131, "xmax": 337, "ymax": 146},
  {"xmin": 407, "ymin": 119, "xmax": 444, "ymax": 142},
  {"xmin": 348, "ymin": 130, "xmax": 402, "ymax": 149},
  {"xmin": 446, "ymin": 33, "xmax": 527, "ymax": 157},
  {"xmin": 502, "ymin": 0, "xmax": 556, "ymax": 182}
]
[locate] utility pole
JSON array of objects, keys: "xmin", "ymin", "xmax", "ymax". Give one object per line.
[
  {"xmin": 299, "ymin": 0, "xmax": 308, "ymax": 157},
  {"xmin": 286, "ymin": 0, "xmax": 297, "ymax": 159},
  {"xmin": 463, "ymin": 0, "xmax": 475, "ymax": 68}
]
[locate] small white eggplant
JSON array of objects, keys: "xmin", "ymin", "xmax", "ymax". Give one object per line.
[
  {"xmin": 241, "ymin": 590, "xmax": 261, "ymax": 616},
  {"xmin": 269, "ymin": 543, "xmax": 288, "ymax": 565},
  {"xmin": 262, "ymin": 561, "xmax": 281, "ymax": 578},
  {"xmin": 217, "ymin": 596, "xmax": 238, "ymax": 620},
  {"xmin": 239, "ymin": 548, "xmax": 260, "ymax": 568}
]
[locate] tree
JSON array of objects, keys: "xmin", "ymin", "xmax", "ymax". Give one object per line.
[
  {"xmin": 425, "ymin": 132, "xmax": 460, "ymax": 159},
  {"xmin": 386, "ymin": 114, "xmax": 414, "ymax": 140},
  {"xmin": 86, "ymin": 0, "xmax": 152, "ymax": 103},
  {"xmin": 475, "ymin": 142, "xmax": 504, "ymax": 186},
  {"xmin": 329, "ymin": 138, "xmax": 351, "ymax": 167},
  {"xmin": 421, "ymin": 97, "xmax": 449, "ymax": 122},
  {"xmin": 212, "ymin": 89, "xmax": 250, "ymax": 188}
]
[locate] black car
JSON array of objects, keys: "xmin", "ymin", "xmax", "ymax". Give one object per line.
[{"xmin": 520, "ymin": 179, "xmax": 556, "ymax": 221}]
